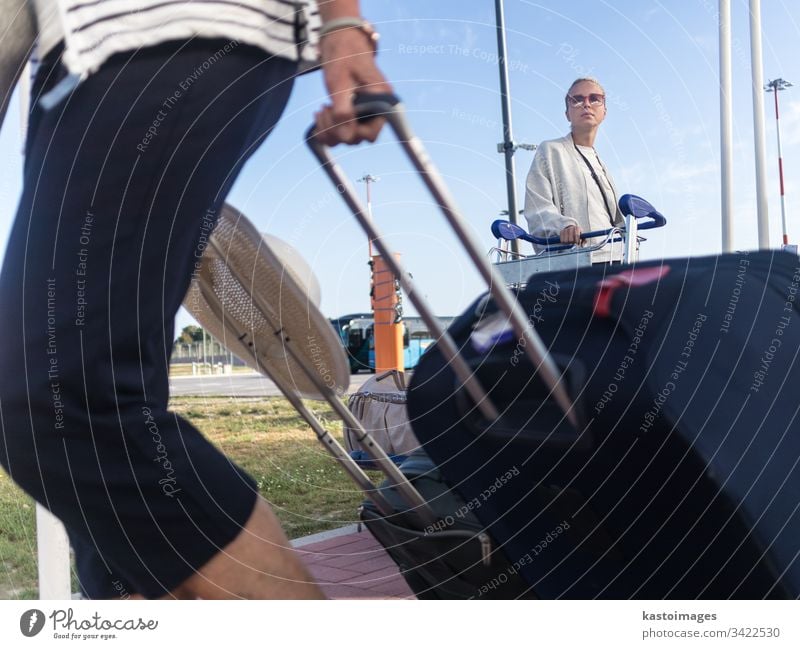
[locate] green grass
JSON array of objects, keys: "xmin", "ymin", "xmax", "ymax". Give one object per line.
[
  {"xmin": 0, "ymin": 396, "xmax": 374, "ymax": 599},
  {"xmin": 0, "ymin": 472, "xmax": 38, "ymax": 599},
  {"xmin": 170, "ymin": 396, "xmax": 371, "ymax": 539}
]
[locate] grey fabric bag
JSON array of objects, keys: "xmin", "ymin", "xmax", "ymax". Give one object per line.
[{"xmin": 344, "ymin": 370, "xmax": 421, "ymax": 457}]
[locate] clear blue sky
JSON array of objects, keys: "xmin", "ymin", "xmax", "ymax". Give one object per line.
[{"xmin": 1, "ymin": 0, "xmax": 799, "ymax": 332}]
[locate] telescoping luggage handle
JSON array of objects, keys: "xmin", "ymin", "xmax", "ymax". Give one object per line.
[{"xmin": 306, "ymin": 93, "xmax": 578, "ymax": 428}]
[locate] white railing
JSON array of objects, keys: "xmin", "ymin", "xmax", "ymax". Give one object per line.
[{"xmin": 35, "ymin": 506, "xmax": 71, "ymax": 599}]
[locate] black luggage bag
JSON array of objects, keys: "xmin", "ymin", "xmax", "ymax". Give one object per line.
[
  {"xmin": 408, "ymin": 251, "xmax": 800, "ymax": 598},
  {"xmin": 360, "ymin": 450, "xmax": 534, "ymax": 599}
]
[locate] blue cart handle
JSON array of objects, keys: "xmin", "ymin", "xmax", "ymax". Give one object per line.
[{"xmin": 492, "ymin": 193, "xmax": 666, "ymax": 246}]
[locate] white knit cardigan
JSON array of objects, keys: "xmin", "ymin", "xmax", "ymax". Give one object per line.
[{"xmin": 523, "ymin": 133, "xmax": 624, "ymax": 259}]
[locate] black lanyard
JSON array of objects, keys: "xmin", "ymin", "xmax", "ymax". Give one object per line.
[{"xmin": 574, "ymin": 145, "xmax": 615, "ymax": 226}]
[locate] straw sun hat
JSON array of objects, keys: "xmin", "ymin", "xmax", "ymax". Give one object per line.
[{"xmin": 184, "ymin": 203, "xmax": 350, "ymax": 399}]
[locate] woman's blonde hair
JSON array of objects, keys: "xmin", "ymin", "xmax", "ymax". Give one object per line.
[{"xmin": 565, "ymin": 77, "xmax": 606, "ymax": 109}]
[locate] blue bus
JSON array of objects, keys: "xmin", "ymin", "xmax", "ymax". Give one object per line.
[{"xmin": 329, "ymin": 314, "xmax": 453, "ymax": 373}]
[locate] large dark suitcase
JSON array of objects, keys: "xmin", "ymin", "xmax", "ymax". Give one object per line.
[{"xmin": 408, "ymin": 251, "xmax": 800, "ymax": 598}]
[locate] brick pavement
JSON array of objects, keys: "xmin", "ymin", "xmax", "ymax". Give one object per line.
[{"xmin": 294, "ymin": 527, "xmax": 415, "ymax": 600}]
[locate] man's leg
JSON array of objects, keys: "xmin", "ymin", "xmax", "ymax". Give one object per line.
[{"xmin": 177, "ymin": 498, "xmax": 324, "ymax": 599}]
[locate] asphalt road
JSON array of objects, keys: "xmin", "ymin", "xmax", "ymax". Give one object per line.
[{"xmin": 169, "ymin": 371, "xmax": 374, "ymax": 397}]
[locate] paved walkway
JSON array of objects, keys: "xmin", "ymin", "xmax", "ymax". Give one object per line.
[{"xmin": 293, "ymin": 526, "xmax": 415, "ymax": 600}]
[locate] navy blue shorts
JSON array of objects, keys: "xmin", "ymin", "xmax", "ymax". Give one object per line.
[{"xmin": 0, "ymin": 39, "xmax": 296, "ymax": 598}]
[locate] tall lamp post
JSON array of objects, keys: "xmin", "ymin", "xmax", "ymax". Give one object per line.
[
  {"xmin": 357, "ymin": 174, "xmax": 380, "ymax": 256},
  {"xmin": 765, "ymin": 78, "xmax": 793, "ymax": 247}
]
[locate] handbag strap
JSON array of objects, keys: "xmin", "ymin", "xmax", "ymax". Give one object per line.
[{"xmin": 574, "ymin": 145, "xmax": 615, "ymax": 226}]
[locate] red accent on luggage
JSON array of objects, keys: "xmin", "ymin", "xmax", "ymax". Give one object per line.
[{"xmin": 593, "ymin": 265, "xmax": 671, "ymax": 318}]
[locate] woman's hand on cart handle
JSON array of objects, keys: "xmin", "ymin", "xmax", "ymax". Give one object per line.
[
  {"xmin": 532, "ymin": 227, "xmax": 618, "ymax": 246},
  {"xmin": 560, "ymin": 224, "xmax": 583, "ymax": 246}
]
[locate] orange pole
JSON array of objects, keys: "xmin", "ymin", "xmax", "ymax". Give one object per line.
[{"xmin": 371, "ymin": 254, "xmax": 404, "ymax": 372}]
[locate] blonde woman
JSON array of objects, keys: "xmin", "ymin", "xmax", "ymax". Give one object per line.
[{"xmin": 524, "ymin": 77, "xmax": 624, "ymax": 262}]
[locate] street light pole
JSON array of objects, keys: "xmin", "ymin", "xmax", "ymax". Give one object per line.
[
  {"xmin": 494, "ymin": 0, "xmax": 520, "ymax": 256},
  {"xmin": 358, "ymin": 174, "xmax": 379, "ymax": 257},
  {"xmin": 765, "ymin": 78, "xmax": 793, "ymax": 246}
]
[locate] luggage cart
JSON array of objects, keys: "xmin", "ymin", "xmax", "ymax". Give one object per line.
[{"xmin": 489, "ymin": 194, "xmax": 667, "ymax": 287}]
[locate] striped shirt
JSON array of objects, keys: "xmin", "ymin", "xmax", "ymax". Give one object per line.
[{"xmin": 32, "ymin": 0, "xmax": 321, "ymax": 77}]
